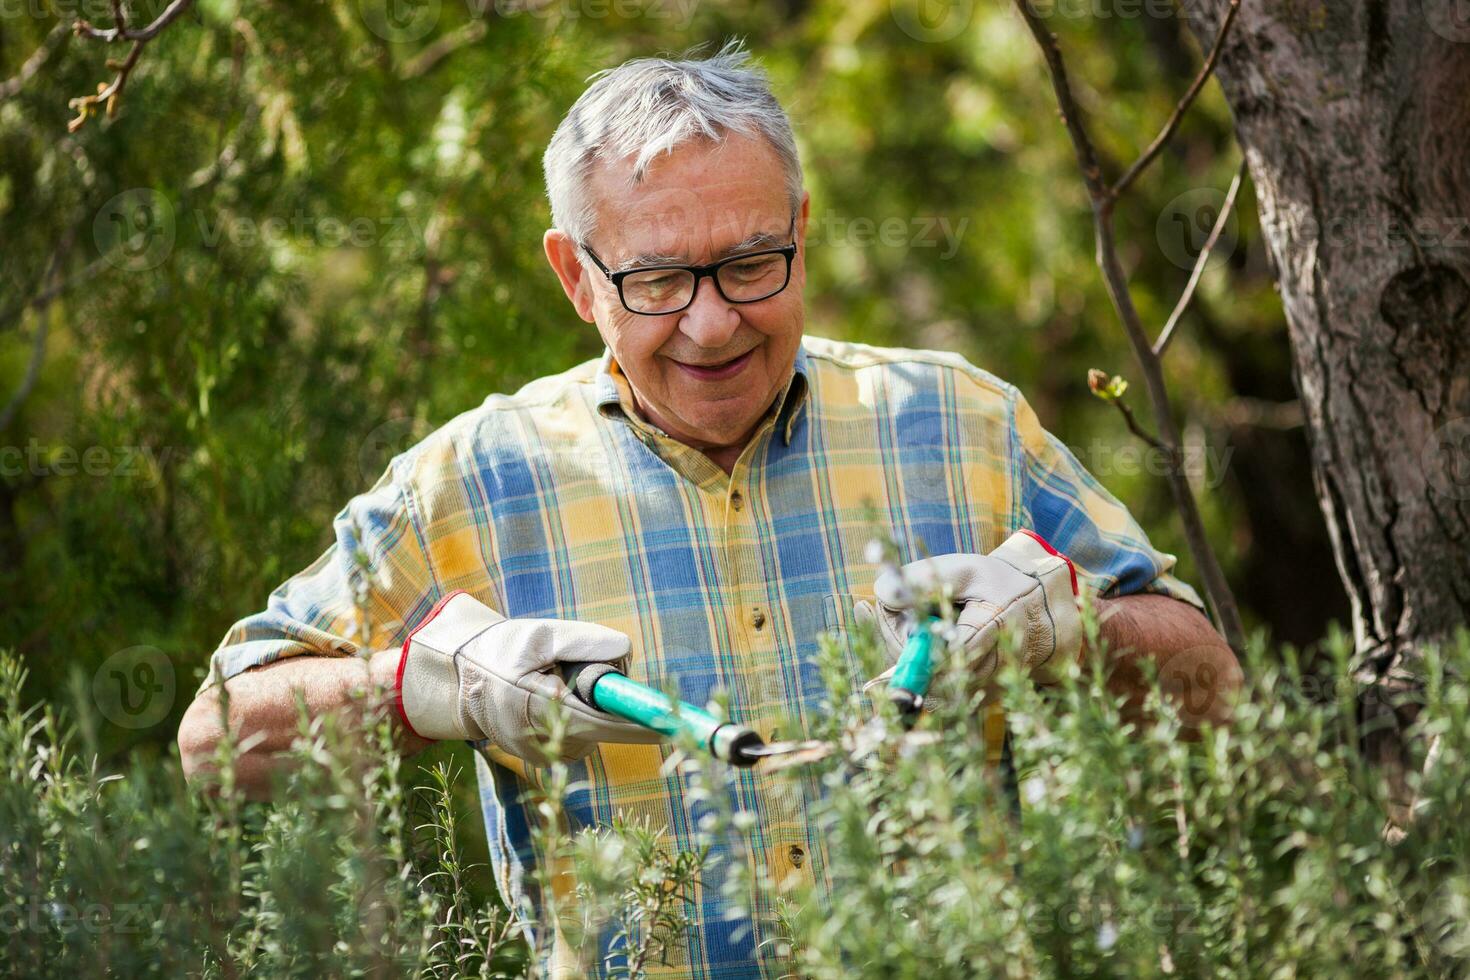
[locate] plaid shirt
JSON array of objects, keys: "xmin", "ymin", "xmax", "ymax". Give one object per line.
[{"xmin": 209, "ymin": 334, "xmax": 1202, "ymax": 978}]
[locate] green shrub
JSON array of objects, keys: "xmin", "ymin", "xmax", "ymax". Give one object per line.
[
  {"xmin": 757, "ymin": 617, "xmax": 1470, "ymax": 978},
  {"xmin": 3, "ymin": 611, "xmax": 1468, "ymax": 978}
]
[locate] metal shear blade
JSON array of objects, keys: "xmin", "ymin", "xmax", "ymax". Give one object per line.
[{"xmin": 740, "ymin": 739, "xmax": 836, "ymax": 771}]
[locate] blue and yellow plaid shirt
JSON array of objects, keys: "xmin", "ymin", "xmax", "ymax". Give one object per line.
[{"xmin": 210, "ymin": 334, "xmax": 1202, "ymax": 978}]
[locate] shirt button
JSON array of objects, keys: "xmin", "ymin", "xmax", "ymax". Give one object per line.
[
  {"xmin": 751, "ymin": 608, "xmax": 766, "ymax": 630},
  {"xmin": 730, "ymin": 490, "xmax": 744, "ymax": 511},
  {"xmin": 788, "ymin": 844, "xmax": 805, "ymax": 868}
]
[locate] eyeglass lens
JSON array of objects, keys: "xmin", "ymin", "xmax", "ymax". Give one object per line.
[{"xmin": 620, "ymin": 252, "xmax": 790, "ymax": 314}]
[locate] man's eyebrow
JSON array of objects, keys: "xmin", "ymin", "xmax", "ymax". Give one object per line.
[{"xmin": 619, "ymin": 228, "xmax": 789, "ymax": 270}]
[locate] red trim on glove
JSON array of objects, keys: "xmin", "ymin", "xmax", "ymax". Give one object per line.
[
  {"xmin": 395, "ymin": 589, "xmax": 469, "ymax": 739},
  {"xmin": 1018, "ymin": 529, "xmax": 1079, "ymax": 596}
]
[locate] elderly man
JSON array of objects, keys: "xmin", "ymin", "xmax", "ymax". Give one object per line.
[{"xmin": 178, "ymin": 42, "xmax": 1241, "ymax": 978}]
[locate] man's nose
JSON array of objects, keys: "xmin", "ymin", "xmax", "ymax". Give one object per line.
[{"xmin": 677, "ymin": 274, "xmax": 740, "ymax": 349}]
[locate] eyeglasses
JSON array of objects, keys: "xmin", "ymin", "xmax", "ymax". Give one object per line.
[{"xmin": 579, "ymin": 218, "xmax": 798, "ymax": 316}]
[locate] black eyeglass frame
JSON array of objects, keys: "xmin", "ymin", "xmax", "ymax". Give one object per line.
[{"xmin": 578, "ymin": 217, "xmax": 799, "ymax": 316}]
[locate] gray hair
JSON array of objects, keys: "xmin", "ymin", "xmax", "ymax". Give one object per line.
[{"xmin": 543, "ymin": 40, "xmax": 804, "ymax": 247}]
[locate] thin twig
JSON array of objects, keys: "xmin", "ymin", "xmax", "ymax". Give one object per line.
[
  {"xmin": 1154, "ymin": 160, "xmax": 1247, "ymax": 358},
  {"xmin": 1111, "ymin": 397, "xmax": 1164, "ymax": 450},
  {"xmin": 0, "ymin": 225, "xmax": 81, "ymax": 333},
  {"xmin": 1018, "ymin": 3, "xmax": 1108, "ymax": 203},
  {"xmin": 1013, "ymin": 0, "xmax": 1247, "ymax": 652},
  {"xmin": 398, "ymin": 19, "xmax": 488, "ymax": 80},
  {"xmin": 68, "ymin": 0, "xmax": 198, "ymax": 129},
  {"xmin": 186, "ymin": 99, "xmax": 261, "ymax": 189},
  {"xmin": 1110, "ymin": 0, "xmax": 1242, "ymax": 200},
  {"xmin": 0, "ymin": 224, "xmax": 77, "ymax": 430},
  {"xmin": 0, "ymin": 252, "xmax": 111, "ymax": 336},
  {"xmin": 74, "ymin": 0, "xmax": 196, "ymax": 42},
  {"xmin": 0, "ymin": 22, "xmax": 70, "ymax": 102},
  {"xmin": 0, "ymin": 304, "xmax": 50, "ymax": 433}
]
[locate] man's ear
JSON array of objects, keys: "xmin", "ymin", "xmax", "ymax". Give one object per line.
[
  {"xmin": 795, "ymin": 191, "xmax": 811, "ymax": 267},
  {"xmin": 543, "ymin": 229, "xmax": 597, "ymax": 323}
]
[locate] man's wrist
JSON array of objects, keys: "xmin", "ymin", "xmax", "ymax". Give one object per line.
[{"xmin": 360, "ymin": 648, "xmax": 433, "ymax": 753}]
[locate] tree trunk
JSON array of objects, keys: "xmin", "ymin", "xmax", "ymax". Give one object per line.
[{"xmin": 1184, "ymin": 0, "xmax": 1470, "ymax": 818}]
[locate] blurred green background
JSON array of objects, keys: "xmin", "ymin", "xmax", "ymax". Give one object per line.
[{"xmin": 1, "ymin": 0, "xmax": 1344, "ymax": 760}]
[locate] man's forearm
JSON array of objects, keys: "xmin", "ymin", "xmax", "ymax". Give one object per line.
[
  {"xmin": 1088, "ymin": 593, "xmax": 1243, "ymax": 733},
  {"xmin": 177, "ymin": 647, "xmax": 430, "ymax": 799}
]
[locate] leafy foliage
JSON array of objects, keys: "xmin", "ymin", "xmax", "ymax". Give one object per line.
[
  {"xmin": 2, "ymin": 6, "xmax": 1385, "ymax": 977},
  {"xmin": 4, "ymin": 603, "xmax": 1468, "ymax": 977},
  {"xmin": 2, "ymin": 1, "xmax": 1321, "ymax": 742},
  {"xmin": 716, "ymin": 610, "xmax": 1470, "ymax": 978}
]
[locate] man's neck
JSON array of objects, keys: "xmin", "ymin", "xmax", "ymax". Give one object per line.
[
  {"xmin": 636, "ymin": 396, "xmax": 757, "ymax": 476},
  {"xmin": 614, "ymin": 360, "xmax": 799, "ymax": 478},
  {"xmin": 702, "ymin": 442, "xmax": 746, "ymax": 476}
]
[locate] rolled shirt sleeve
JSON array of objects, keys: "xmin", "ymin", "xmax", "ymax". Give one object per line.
[
  {"xmin": 1011, "ymin": 390, "xmax": 1207, "ymax": 612},
  {"xmin": 202, "ymin": 461, "xmax": 440, "ymax": 690}
]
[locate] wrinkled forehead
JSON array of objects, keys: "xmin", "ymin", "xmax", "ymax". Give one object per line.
[{"xmin": 585, "ymin": 134, "xmax": 792, "ymax": 267}]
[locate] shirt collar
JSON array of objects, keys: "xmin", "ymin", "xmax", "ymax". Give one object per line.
[{"xmin": 595, "ymin": 341, "xmax": 810, "ymax": 446}]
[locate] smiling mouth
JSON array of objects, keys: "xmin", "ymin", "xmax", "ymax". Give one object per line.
[{"xmin": 673, "ymin": 348, "xmax": 756, "ymax": 381}]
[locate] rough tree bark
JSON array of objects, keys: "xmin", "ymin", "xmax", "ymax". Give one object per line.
[{"xmin": 1184, "ymin": 0, "xmax": 1470, "ymax": 819}]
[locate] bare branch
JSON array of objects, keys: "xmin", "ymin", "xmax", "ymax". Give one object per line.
[
  {"xmin": 1110, "ymin": 0, "xmax": 1242, "ymax": 200},
  {"xmin": 1154, "ymin": 160, "xmax": 1248, "ymax": 359},
  {"xmin": 1013, "ymin": 0, "xmax": 1247, "ymax": 652},
  {"xmin": 0, "ymin": 304, "xmax": 50, "ymax": 434},
  {"xmin": 0, "ymin": 223, "xmax": 81, "ymax": 431},
  {"xmin": 0, "ymin": 225, "xmax": 114, "ymax": 337},
  {"xmin": 187, "ymin": 99, "xmax": 262, "ymax": 189},
  {"xmin": 1012, "ymin": 2, "xmax": 1108, "ymax": 203},
  {"xmin": 74, "ymin": 0, "xmax": 196, "ymax": 42},
  {"xmin": 1114, "ymin": 397, "xmax": 1165, "ymax": 450},
  {"xmin": 67, "ymin": 0, "xmax": 197, "ymax": 129},
  {"xmin": 399, "ymin": 20, "xmax": 488, "ymax": 80},
  {"xmin": 67, "ymin": 39, "xmax": 145, "ymax": 130},
  {"xmin": 0, "ymin": 22, "xmax": 70, "ymax": 102}
]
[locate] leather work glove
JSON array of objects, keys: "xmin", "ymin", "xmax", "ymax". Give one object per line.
[
  {"xmin": 395, "ymin": 591, "xmax": 665, "ymax": 765},
  {"xmin": 855, "ymin": 530, "xmax": 1084, "ymax": 699}
]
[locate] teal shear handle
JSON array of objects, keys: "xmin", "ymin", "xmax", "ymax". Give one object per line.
[
  {"xmin": 564, "ymin": 662, "xmax": 765, "ymax": 767},
  {"xmin": 888, "ymin": 614, "xmax": 940, "ymax": 727}
]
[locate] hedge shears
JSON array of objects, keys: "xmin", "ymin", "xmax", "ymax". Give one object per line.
[{"xmin": 564, "ymin": 611, "xmax": 942, "ymax": 770}]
